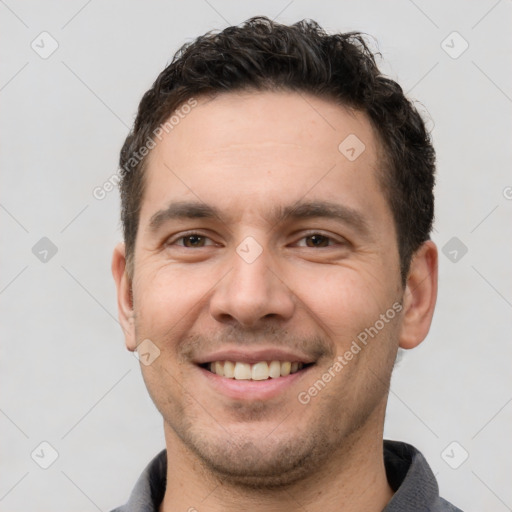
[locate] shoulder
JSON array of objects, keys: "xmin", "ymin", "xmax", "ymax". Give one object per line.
[
  {"xmin": 383, "ymin": 440, "xmax": 464, "ymax": 511},
  {"xmin": 109, "ymin": 449, "xmax": 167, "ymax": 512},
  {"xmin": 439, "ymin": 497, "xmax": 464, "ymax": 511}
]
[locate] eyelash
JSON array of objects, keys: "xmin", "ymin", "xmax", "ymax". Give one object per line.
[{"xmin": 167, "ymin": 231, "xmax": 345, "ymax": 248}]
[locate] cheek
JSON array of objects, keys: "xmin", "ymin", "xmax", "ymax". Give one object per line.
[
  {"xmin": 289, "ymin": 263, "xmax": 396, "ymax": 335},
  {"xmin": 132, "ymin": 263, "xmax": 219, "ymax": 339}
]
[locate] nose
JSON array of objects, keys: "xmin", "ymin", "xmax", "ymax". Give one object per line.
[{"xmin": 209, "ymin": 243, "xmax": 296, "ymax": 329}]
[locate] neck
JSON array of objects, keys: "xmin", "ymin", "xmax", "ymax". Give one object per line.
[{"xmin": 159, "ymin": 414, "xmax": 394, "ymax": 512}]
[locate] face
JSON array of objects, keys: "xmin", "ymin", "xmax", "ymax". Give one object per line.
[{"xmin": 113, "ymin": 91, "xmax": 435, "ymax": 488}]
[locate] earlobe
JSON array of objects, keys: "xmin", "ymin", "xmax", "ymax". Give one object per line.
[
  {"xmin": 111, "ymin": 243, "xmax": 137, "ymax": 351},
  {"xmin": 398, "ymin": 241, "xmax": 438, "ymax": 350}
]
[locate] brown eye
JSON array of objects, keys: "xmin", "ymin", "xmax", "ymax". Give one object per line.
[
  {"xmin": 180, "ymin": 235, "xmax": 206, "ymax": 247},
  {"xmin": 304, "ymin": 234, "xmax": 332, "ymax": 248}
]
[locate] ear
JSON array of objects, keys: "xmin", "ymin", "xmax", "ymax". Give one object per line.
[
  {"xmin": 111, "ymin": 242, "xmax": 137, "ymax": 351},
  {"xmin": 399, "ymin": 240, "xmax": 438, "ymax": 349}
]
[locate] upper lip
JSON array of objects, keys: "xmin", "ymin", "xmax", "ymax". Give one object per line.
[{"xmin": 194, "ymin": 347, "xmax": 316, "ymax": 365}]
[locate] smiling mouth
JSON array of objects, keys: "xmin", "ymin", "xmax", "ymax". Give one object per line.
[{"xmin": 200, "ymin": 360, "xmax": 314, "ymax": 380}]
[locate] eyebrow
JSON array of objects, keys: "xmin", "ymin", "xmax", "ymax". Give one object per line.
[{"xmin": 148, "ymin": 200, "xmax": 370, "ymax": 235}]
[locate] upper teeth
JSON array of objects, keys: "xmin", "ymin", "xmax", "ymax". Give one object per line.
[{"xmin": 208, "ymin": 360, "xmax": 303, "ymax": 380}]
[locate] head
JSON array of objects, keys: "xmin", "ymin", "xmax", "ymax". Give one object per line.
[
  {"xmin": 112, "ymin": 17, "xmax": 437, "ymax": 488},
  {"xmin": 119, "ymin": 16, "xmax": 435, "ymax": 283}
]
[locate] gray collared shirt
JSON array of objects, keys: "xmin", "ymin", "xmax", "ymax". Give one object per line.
[{"xmin": 111, "ymin": 440, "xmax": 463, "ymax": 511}]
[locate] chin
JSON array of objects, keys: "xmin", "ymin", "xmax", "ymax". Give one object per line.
[{"xmin": 175, "ymin": 421, "xmax": 337, "ymax": 490}]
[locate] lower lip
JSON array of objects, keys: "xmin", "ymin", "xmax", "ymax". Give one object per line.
[{"xmin": 198, "ymin": 365, "xmax": 312, "ymax": 401}]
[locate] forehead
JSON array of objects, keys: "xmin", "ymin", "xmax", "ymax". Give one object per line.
[
  {"xmin": 151, "ymin": 90, "xmax": 379, "ymax": 162},
  {"xmin": 139, "ymin": 90, "xmax": 391, "ymax": 232}
]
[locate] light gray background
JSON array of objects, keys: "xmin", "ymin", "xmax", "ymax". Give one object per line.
[{"xmin": 1, "ymin": 1, "xmax": 511, "ymax": 510}]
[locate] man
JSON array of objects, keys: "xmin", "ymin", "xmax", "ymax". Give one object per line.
[{"xmin": 111, "ymin": 16, "xmax": 462, "ymax": 512}]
